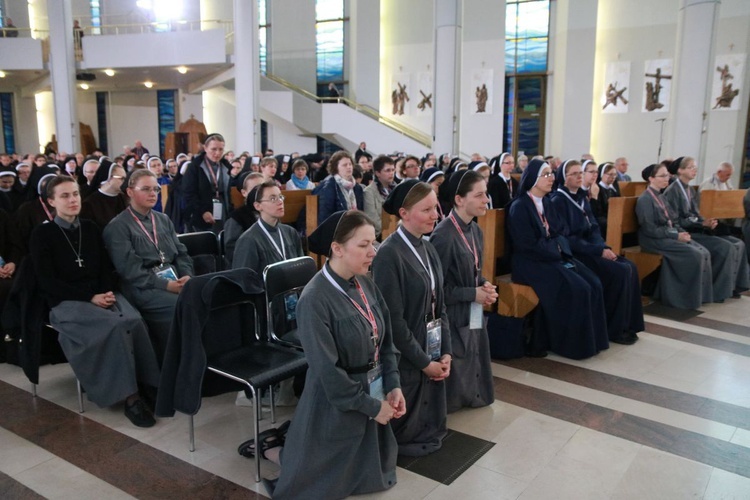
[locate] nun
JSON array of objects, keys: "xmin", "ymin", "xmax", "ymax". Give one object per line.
[
  {"xmin": 430, "ymin": 170, "xmax": 497, "ymax": 412},
  {"xmin": 0, "ymin": 168, "xmax": 17, "ymax": 213},
  {"xmin": 372, "ymin": 180, "xmax": 451, "ymax": 456},
  {"xmin": 14, "ymin": 166, "xmax": 59, "ymax": 251},
  {"xmin": 662, "ymin": 157, "xmax": 749, "ymax": 301},
  {"xmin": 268, "ymin": 210, "xmax": 404, "ymax": 499},
  {"xmin": 222, "ymin": 172, "xmax": 263, "ymax": 267},
  {"xmin": 80, "ymin": 158, "xmax": 129, "ymax": 230},
  {"xmin": 550, "ymin": 160, "xmax": 644, "ymax": 345},
  {"xmin": 487, "ymin": 152, "xmax": 519, "ymax": 209},
  {"xmin": 591, "ymin": 162, "xmax": 619, "ymax": 235},
  {"xmin": 419, "ymin": 167, "xmax": 446, "ymax": 222},
  {"xmin": 636, "ymin": 164, "xmax": 713, "ymax": 309},
  {"xmin": 507, "ymin": 159, "xmax": 609, "ymax": 359}
]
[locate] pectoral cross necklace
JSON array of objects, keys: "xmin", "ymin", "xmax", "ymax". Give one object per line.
[{"xmin": 58, "ymin": 222, "xmax": 84, "ymax": 268}]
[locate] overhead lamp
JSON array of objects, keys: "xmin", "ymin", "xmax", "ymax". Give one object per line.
[
  {"xmin": 144, "ymin": 81, "xmax": 154, "ymax": 88},
  {"xmin": 0, "ymin": 71, "xmax": 6, "ymax": 78},
  {"xmin": 80, "ymin": 83, "xmax": 90, "ymax": 90},
  {"xmin": 177, "ymin": 66, "xmax": 188, "ymax": 74},
  {"xmin": 104, "ymin": 69, "xmax": 115, "ymax": 77}
]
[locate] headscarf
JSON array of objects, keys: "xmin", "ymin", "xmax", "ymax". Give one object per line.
[
  {"xmin": 491, "ymin": 152, "xmax": 512, "ymax": 176},
  {"xmin": 597, "ymin": 162, "xmax": 614, "ymax": 183},
  {"xmin": 308, "ymin": 210, "xmax": 348, "ymax": 256},
  {"xmin": 667, "ymin": 156, "xmax": 685, "ymax": 176},
  {"xmin": 641, "ymin": 164, "xmax": 657, "ymax": 181},
  {"xmin": 383, "ymin": 179, "xmax": 420, "ymax": 217},
  {"xmin": 89, "ymin": 156, "xmax": 119, "ymax": 188},
  {"xmin": 554, "ymin": 159, "xmax": 576, "ymax": 189},
  {"xmin": 420, "ymin": 167, "xmax": 444, "ymax": 184},
  {"xmin": 518, "ymin": 159, "xmax": 550, "ymax": 196},
  {"xmin": 26, "ymin": 166, "xmax": 58, "ymax": 201}
]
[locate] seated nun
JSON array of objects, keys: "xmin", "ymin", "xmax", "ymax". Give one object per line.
[
  {"xmin": 14, "ymin": 166, "xmax": 59, "ymax": 251},
  {"xmin": 30, "ymin": 175, "xmax": 160, "ymax": 427},
  {"xmin": 80, "ymin": 157, "xmax": 129, "ymax": 230},
  {"xmin": 590, "ymin": 162, "xmax": 619, "ymax": 235},
  {"xmin": 222, "ymin": 172, "xmax": 264, "ymax": 267}
]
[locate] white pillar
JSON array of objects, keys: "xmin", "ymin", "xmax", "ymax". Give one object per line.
[
  {"xmin": 347, "ymin": 0, "xmax": 379, "ymax": 109},
  {"xmin": 433, "ymin": 0, "xmax": 461, "ymax": 155},
  {"xmin": 46, "ymin": 0, "xmax": 79, "ymax": 153},
  {"xmin": 234, "ymin": 0, "xmax": 260, "ymax": 153},
  {"xmin": 548, "ymin": 0, "xmax": 598, "ymax": 159},
  {"xmin": 666, "ymin": 0, "xmax": 720, "ymax": 168}
]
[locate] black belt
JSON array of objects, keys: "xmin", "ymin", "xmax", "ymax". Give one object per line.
[{"xmin": 344, "ymin": 361, "xmax": 377, "ymax": 374}]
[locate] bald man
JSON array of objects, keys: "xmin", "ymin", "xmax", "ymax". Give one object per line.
[{"xmin": 700, "ymin": 162, "xmax": 734, "ymax": 192}]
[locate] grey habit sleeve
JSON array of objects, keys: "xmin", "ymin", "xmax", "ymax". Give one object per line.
[{"xmin": 636, "ymin": 194, "xmax": 679, "ymax": 240}]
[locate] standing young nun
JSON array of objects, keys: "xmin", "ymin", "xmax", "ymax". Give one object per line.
[
  {"xmin": 430, "ymin": 170, "xmax": 497, "ymax": 412},
  {"xmin": 372, "ymin": 180, "xmax": 452, "ymax": 456},
  {"xmin": 507, "ymin": 159, "xmax": 609, "ymax": 360}
]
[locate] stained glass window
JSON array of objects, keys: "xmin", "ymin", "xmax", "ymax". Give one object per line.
[
  {"xmin": 90, "ymin": 0, "xmax": 101, "ymax": 35},
  {"xmin": 157, "ymin": 90, "xmax": 176, "ymax": 157},
  {"xmin": 259, "ymin": 0, "xmax": 267, "ymax": 74},
  {"xmin": 316, "ymin": 0, "xmax": 344, "ymax": 83},
  {"xmin": 505, "ymin": 0, "xmax": 549, "ymax": 75},
  {"xmin": 0, "ymin": 93, "xmax": 15, "ymax": 155}
]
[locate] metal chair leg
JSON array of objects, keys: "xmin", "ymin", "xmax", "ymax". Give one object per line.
[
  {"xmin": 31, "ymin": 383, "xmax": 37, "ymax": 397},
  {"xmin": 251, "ymin": 385, "xmax": 261, "ymax": 483},
  {"xmin": 189, "ymin": 415, "xmax": 195, "ymax": 452},
  {"xmin": 76, "ymin": 379, "xmax": 85, "ymax": 413},
  {"xmin": 270, "ymin": 385, "xmax": 276, "ymax": 424}
]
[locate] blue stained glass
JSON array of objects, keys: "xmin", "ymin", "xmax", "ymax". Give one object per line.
[
  {"xmin": 505, "ymin": 42, "xmax": 516, "ymax": 73},
  {"xmin": 505, "ymin": 3, "xmax": 517, "ymax": 38},
  {"xmin": 96, "ymin": 92, "xmax": 108, "ymax": 154},
  {"xmin": 0, "ymin": 93, "xmax": 15, "ymax": 155},
  {"xmin": 503, "ymin": 77, "xmax": 515, "ymax": 153},
  {"xmin": 157, "ymin": 90, "xmax": 176, "ymax": 158},
  {"xmin": 516, "ymin": 38, "xmax": 548, "ymax": 73},
  {"xmin": 517, "ymin": 1, "xmax": 549, "ymax": 39},
  {"xmin": 518, "ymin": 118, "xmax": 540, "ymax": 156},
  {"xmin": 260, "ymin": 26, "xmax": 267, "ymax": 74},
  {"xmin": 316, "ymin": 4, "xmax": 344, "ymax": 84},
  {"xmin": 505, "ymin": 0, "xmax": 549, "ymax": 75}
]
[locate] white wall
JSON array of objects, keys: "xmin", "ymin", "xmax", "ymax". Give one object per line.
[
  {"xmin": 202, "ymin": 87, "xmax": 237, "ymax": 153},
  {"xmin": 0, "ymin": 38, "xmax": 44, "ymax": 70},
  {"xmin": 35, "ymin": 91, "xmax": 56, "ymax": 153},
  {"xmin": 178, "ymin": 90, "xmax": 203, "ymax": 124},
  {"xmin": 459, "ymin": 0, "xmax": 506, "ymax": 159},
  {"xmin": 379, "ymin": 0, "xmax": 434, "ymax": 142},
  {"xmin": 108, "ymin": 90, "xmax": 159, "ymax": 157},
  {"xmin": 589, "ymin": 0, "xmax": 679, "ymax": 171},
  {"xmin": 264, "ymin": 120, "xmax": 317, "ymax": 156}
]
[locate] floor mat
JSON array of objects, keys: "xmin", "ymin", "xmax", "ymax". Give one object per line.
[{"xmin": 396, "ymin": 429, "xmax": 495, "ymax": 485}]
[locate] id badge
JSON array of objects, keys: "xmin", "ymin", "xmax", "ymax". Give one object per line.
[
  {"xmin": 212, "ymin": 199, "xmax": 223, "ymax": 220},
  {"xmin": 284, "ymin": 291, "xmax": 298, "ymax": 321},
  {"xmin": 367, "ymin": 364, "xmax": 385, "ymax": 401},
  {"xmin": 470, "ymin": 302, "xmax": 483, "ymax": 329},
  {"xmin": 426, "ymin": 319, "xmax": 442, "ymax": 361},
  {"xmin": 153, "ymin": 264, "xmax": 178, "ymax": 281}
]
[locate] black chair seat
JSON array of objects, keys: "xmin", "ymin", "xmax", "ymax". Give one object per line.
[{"xmin": 208, "ymin": 342, "xmax": 307, "ymax": 389}]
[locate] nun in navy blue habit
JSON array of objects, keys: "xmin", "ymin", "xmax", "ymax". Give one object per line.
[
  {"xmin": 550, "ymin": 160, "xmax": 644, "ymax": 345},
  {"xmin": 507, "ymin": 159, "xmax": 609, "ymax": 360}
]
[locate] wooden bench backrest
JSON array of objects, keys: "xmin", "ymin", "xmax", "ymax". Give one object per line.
[
  {"xmin": 618, "ymin": 181, "xmax": 647, "ymax": 197},
  {"xmin": 161, "ymin": 184, "xmax": 169, "ymax": 210},
  {"xmin": 381, "ymin": 212, "xmax": 399, "ymax": 240},
  {"xmin": 605, "ymin": 196, "xmax": 639, "ymax": 255},
  {"xmin": 305, "ymin": 194, "xmax": 327, "ymax": 268},
  {"xmin": 476, "ymin": 209, "xmax": 506, "ymax": 282},
  {"xmin": 231, "ymin": 187, "xmax": 245, "ymax": 209},
  {"xmin": 281, "ymin": 189, "xmax": 312, "ymax": 224},
  {"xmin": 699, "ymin": 189, "xmax": 747, "ymax": 219}
]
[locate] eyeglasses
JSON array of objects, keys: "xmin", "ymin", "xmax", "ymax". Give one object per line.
[
  {"xmin": 654, "ymin": 174, "xmax": 671, "ymax": 178},
  {"xmin": 584, "ymin": 170, "xmax": 598, "ymax": 174},
  {"xmin": 111, "ymin": 175, "xmax": 125, "ymax": 180},
  {"xmin": 134, "ymin": 186, "xmax": 161, "ymax": 193},
  {"xmin": 540, "ymin": 171, "xmax": 555, "ymax": 178},
  {"xmin": 258, "ymin": 195, "xmax": 285, "ymax": 204},
  {"xmin": 566, "ymin": 171, "xmax": 583, "ymax": 177}
]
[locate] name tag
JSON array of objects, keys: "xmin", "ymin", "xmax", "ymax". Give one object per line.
[
  {"xmin": 212, "ymin": 199, "xmax": 223, "ymax": 220},
  {"xmin": 426, "ymin": 319, "xmax": 442, "ymax": 361},
  {"xmin": 153, "ymin": 263, "xmax": 178, "ymax": 281},
  {"xmin": 367, "ymin": 364, "xmax": 384, "ymax": 401},
  {"xmin": 470, "ymin": 302, "xmax": 483, "ymax": 329}
]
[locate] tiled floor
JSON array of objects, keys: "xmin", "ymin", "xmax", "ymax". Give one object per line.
[{"xmin": 2, "ymin": 297, "xmax": 750, "ymax": 499}]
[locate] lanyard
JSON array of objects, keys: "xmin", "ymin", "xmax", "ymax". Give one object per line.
[
  {"xmin": 322, "ymin": 266, "xmax": 379, "ymax": 360},
  {"xmin": 258, "ymin": 220, "xmax": 286, "ymax": 260},
  {"xmin": 128, "ymin": 207, "xmax": 166, "ymax": 262},
  {"xmin": 449, "ymin": 212, "xmax": 479, "ymax": 279},
  {"xmin": 203, "ymin": 159, "xmax": 220, "ymax": 198},
  {"xmin": 647, "ymin": 188, "xmax": 673, "ymax": 228},
  {"xmin": 527, "ymin": 193, "xmax": 550, "ymax": 236},
  {"xmin": 397, "ymin": 227, "xmax": 437, "ymax": 319},
  {"xmin": 39, "ymin": 198, "xmax": 54, "ymax": 221},
  {"xmin": 500, "ymin": 174, "xmax": 513, "ymax": 197},
  {"xmin": 556, "ymin": 188, "xmax": 591, "ymax": 227},
  {"xmin": 676, "ymin": 180, "xmax": 692, "ymax": 207}
]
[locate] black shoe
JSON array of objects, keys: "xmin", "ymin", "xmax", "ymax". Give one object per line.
[
  {"xmin": 611, "ymin": 334, "xmax": 636, "ymax": 346},
  {"xmin": 732, "ymin": 291, "xmax": 742, "ymax": 299},
  {"xmin": 262, "ymin": 478, "xmax": 278, "ymax": 496},
  {"xmin": 139, "ymin": 384, "xmax": 158, "ymax": 413},
  {"xmin": 124, "ymin": 398, "xmax": 156, "ymax": 428}
]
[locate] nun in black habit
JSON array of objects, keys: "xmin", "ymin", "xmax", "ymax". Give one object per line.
[
  {"xmin": 590, "ymin": 162, "xmax": 619, "ymax": 235},
  {"xmin": 550, "ymin": 160, "xmax": 644, "ymax": 345},
  {"xmin": 14, "ymin": 166, "xmax": 59, "ymax": 252},
  {"xmin": 80, "ymin": 158, "xmax": 129, "ymax": 230},
  {"xmin": 487, "ymin": 152, "xmax": 519, "ymax": 209},
  {"xmin": 372, "ymin": 180, "xmax": 452, "ymax": 456},
  {"xmin": 430, "ymin": 170, "xmax": 497, "ymax": 413},
  {"xmin": 507, "ymin": 159, "xmax": 609, "ymax": 360}
]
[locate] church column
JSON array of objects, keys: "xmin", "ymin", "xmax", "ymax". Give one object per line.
[
  {"xmin": 666, "ymin": 0, "xmax": 720, "ymax": 169},
  {"xmin": 46, "ymin": 0, "xmax": 79, "ymax": 153},
  {"xmin": 234, "ymin": 0, "xmax": 260, "ymax": 153},
  {"xmin": 346, "ymin": 0, "xmax": 379, "ymax": 109},
  {"xmin": 433, "ymin": 0, "xmax": 461, "ymax": 155}
]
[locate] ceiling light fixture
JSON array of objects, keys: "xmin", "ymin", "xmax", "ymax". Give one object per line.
[
  {"xmin": 104, "ymin": 69, "xmax": 115, "ymax": 77},
  {"xmin": 144, "ymin": 81, "xmax": 154, "ymax": 88},
  {"xmin": 80, "ymin": 83, "xmax": 89, "ymax": 90},
  {"xmin": 177, "ymin": 66, "xmax": 188, "ymax": 74},
  {"xmin": 0, "ymin": 71, "xmax": 6, "ymax": 78}
]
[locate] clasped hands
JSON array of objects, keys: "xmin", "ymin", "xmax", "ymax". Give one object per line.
[
  {"xmin": 475, "ymin": 281, "xmax": 498, "ymax": 306},
  {"xmin": 375, "ymin": 388, "xmax": 407, "ymax": 425}
]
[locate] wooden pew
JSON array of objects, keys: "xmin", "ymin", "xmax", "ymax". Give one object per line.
[
  {"xmin": 305, "ymin": 194, "xmax": 326, "ymax": 268},
  {"xmin": 231, "ymin": 187, "xmax": 245, "ymax": 209},
  {"xmin": 281, "ymin": 189, "xmax": 312, "ymax": 224},
  {"xmin": 699, "ymin": 189, "xmax": 747, "ymax": 219},
  {"xmin": 618, "ymin": 181, "xmax": 647, "ymax": 197},
  {"xmin": 605, "ymin": 196, "xmax": 662, "ymax": 282},
  {"xmin": 161, "ymin": 185, "xmax": 169, "ymax": 211},
  {"xmin": 476, "ymin": 209, "xmax": 539, "ymax": 317},
  {"xmin": 381, "ymin": 212, "xmax": 399, "ymax": 240}
]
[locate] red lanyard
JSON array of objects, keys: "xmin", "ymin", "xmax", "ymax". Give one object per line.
[
  {"xmin": 127, "ymin": 207, "xmax": 165, "ymax": 259},
  {"xmin": 647, "ymin": 188, "xmax": 673, "ymax": 228},
  {"xmin": 39, "ymin": 198, "xmax": 53, "ymax": 221},
  {"xmin": 528, "ymin": 193, "xmax": 550, "ymax": 236},
  {"xmin": 323, "ymin": 266, "xmax": 380, "ymax": 360},
  {"xmin": 449, "ymin": 213, "xmax": 479, "ymax": 274},
  {"xmin": 204, "ymin": 160, "xmax": 220, "ymax": 197}
]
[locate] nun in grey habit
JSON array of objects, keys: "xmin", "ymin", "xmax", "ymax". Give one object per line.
[
  {"xmin": 662, "ymin": 157, "xmax": 749, "ymax": 302},
  {"xmin": 636, "ymin": 164, "xmax": 713, "ymax": 309}
]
